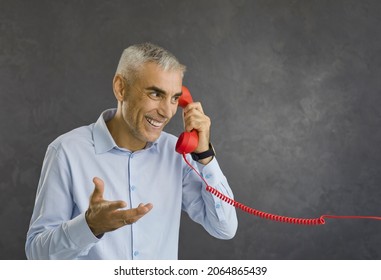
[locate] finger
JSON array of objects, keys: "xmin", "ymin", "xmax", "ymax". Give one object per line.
[
  {"xmin": 136, "ymin": 203, "xmax": 153, "ymax": 209},
  {"xmin": 119, "ymin": 203, "xmax": 153, "ymax": 222},
  {"xmin": 143, "ymin": 203, "xmax": 154, "ymax": 211},
  {"xmin": 90, "ymin": 177, "xmax": 105, "ymax": 203},
  {"xmin": 107, "ymin": 200, "xmax": 128, "ymax": 211},
  {"xmin": 133, "ymin": 203, "xmax": 153, "ymax": 216},
  {"xmin": 183, "ymin": 105, "xmax": 208, "ymax": 122},
  {"xmin": 184, "ymin": 102, "xmax": 204, "ymax": 113},
  {"xmin": 183, "ymin": 102, "xmax": 204, "ymax": 115},
  {"xmin": 184, "ymin": 114, "xmax": 211, "ymax": 133}
]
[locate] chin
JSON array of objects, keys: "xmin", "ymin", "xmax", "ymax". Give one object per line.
[{"xmin": 145, "ymin": 132, "xmax": 162, "ymax": 143}]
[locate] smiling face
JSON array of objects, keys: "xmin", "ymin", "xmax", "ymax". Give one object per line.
[{"xmin": 110, "ymin": 62, "xmax": 183, "ymax": 151}]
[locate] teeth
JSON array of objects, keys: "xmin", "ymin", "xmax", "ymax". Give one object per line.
[{"xmin": 146, "ymin": 117, "xmax": 163, "ymax": 128}]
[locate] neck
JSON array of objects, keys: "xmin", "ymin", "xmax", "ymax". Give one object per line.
[{"xmin": 106, "ymin": 109, "xmax": 146, "ymax": 152}]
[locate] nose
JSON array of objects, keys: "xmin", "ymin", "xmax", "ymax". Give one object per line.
[{"xmin": 158, "ymin": 97, "xmax": 176, "ymax": 118}]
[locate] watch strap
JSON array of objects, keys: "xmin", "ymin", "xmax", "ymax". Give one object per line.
[{"xmin": 191, "ymin": 143, "xmax": 215, "ymax": 161}]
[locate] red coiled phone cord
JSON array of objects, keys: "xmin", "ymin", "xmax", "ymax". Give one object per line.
[{"xmin": 182, "ymin": 154, "xmax": 381, "ymax": 225}]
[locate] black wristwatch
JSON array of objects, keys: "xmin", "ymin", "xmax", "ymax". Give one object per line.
[{"xmin": 191, "ymin": 143, "xmax": 216, "ymax": 161}]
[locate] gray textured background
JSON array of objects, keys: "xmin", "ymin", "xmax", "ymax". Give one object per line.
[{"xmin": 1, "ymin": 0, "xmax": 381, "ymax": 259}]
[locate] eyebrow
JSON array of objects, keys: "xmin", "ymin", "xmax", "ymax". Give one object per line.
[{"xmin": 145, "ymin": 86, "xmax": 182, "ymax": 97}]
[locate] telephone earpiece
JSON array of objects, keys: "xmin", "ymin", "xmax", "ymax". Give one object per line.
[{"xmin": 175, "ymin": 86, "xmax": 199, "ymax": 154}]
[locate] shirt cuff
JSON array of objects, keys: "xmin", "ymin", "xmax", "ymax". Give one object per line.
[
  {"xmin": 196, "ymin": 157, "xmax": 225, "ymax": 186},
  {"xmin": 65, "ymin": 213, "xmax": 101, "ymax": 249}
]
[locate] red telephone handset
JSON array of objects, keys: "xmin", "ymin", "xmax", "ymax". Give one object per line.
[{"xmin": 175, "ymin": 86, "xmax": 199, "ymax": 154}]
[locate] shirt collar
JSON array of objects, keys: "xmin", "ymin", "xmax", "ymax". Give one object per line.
[{"xmin": 92, "ymin": 109, "xmax": 160, "ymax": 154}]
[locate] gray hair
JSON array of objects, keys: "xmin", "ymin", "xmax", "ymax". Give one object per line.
[{"xmin": 115, "ymin": 42, "xmax": 186, "ymax": 84}]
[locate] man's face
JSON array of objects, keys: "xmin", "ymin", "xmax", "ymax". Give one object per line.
[{"xmin": 120, "ymin": 62, "xmax": 183, "ymax": 148}]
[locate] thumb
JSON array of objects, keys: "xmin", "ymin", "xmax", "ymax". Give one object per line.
[{"xmin": 91, "ymin": 177, "xmax": 105, "ymax": 202}]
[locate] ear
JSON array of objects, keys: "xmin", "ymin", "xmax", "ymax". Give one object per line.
[{"xmin": 112, "ymin": 74, "xmax": 126, "ymax": 102}]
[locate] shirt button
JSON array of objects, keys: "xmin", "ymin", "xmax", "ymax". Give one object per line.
[
  {"xmin": 205, "ymin": 174, "xmax": 212, "ymax": 179},
  {"xmin": 131, "ymin": 185, "xmax": 136, "ymax": 191},
  {"xmin": 134, "ymin": 251, "xmax": 139, "ymax": 257},
  {"xmin": 130, "ymin": 154, "xmax": 134, "ymax": 159},
  {"xmin": 215, "ymin": 203, "xmax": 221, "ymax": 209}
]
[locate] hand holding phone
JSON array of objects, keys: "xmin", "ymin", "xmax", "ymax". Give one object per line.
[{"xmin": 175, "ymin": 86, "xmax": 199, "ymax": 154}]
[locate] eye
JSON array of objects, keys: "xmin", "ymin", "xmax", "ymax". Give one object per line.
[
  {"xmin": 148, "ymin": 91, "xmax": 162, "ymax": 100},
  {"xmin": 171, "ymin": 95, "xmax": 180, "ymax": 104}
]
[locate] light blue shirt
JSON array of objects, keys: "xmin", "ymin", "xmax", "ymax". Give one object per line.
[{"xmin": 26, "ymin": 109, "xmax": 237, "ymax": 260}]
